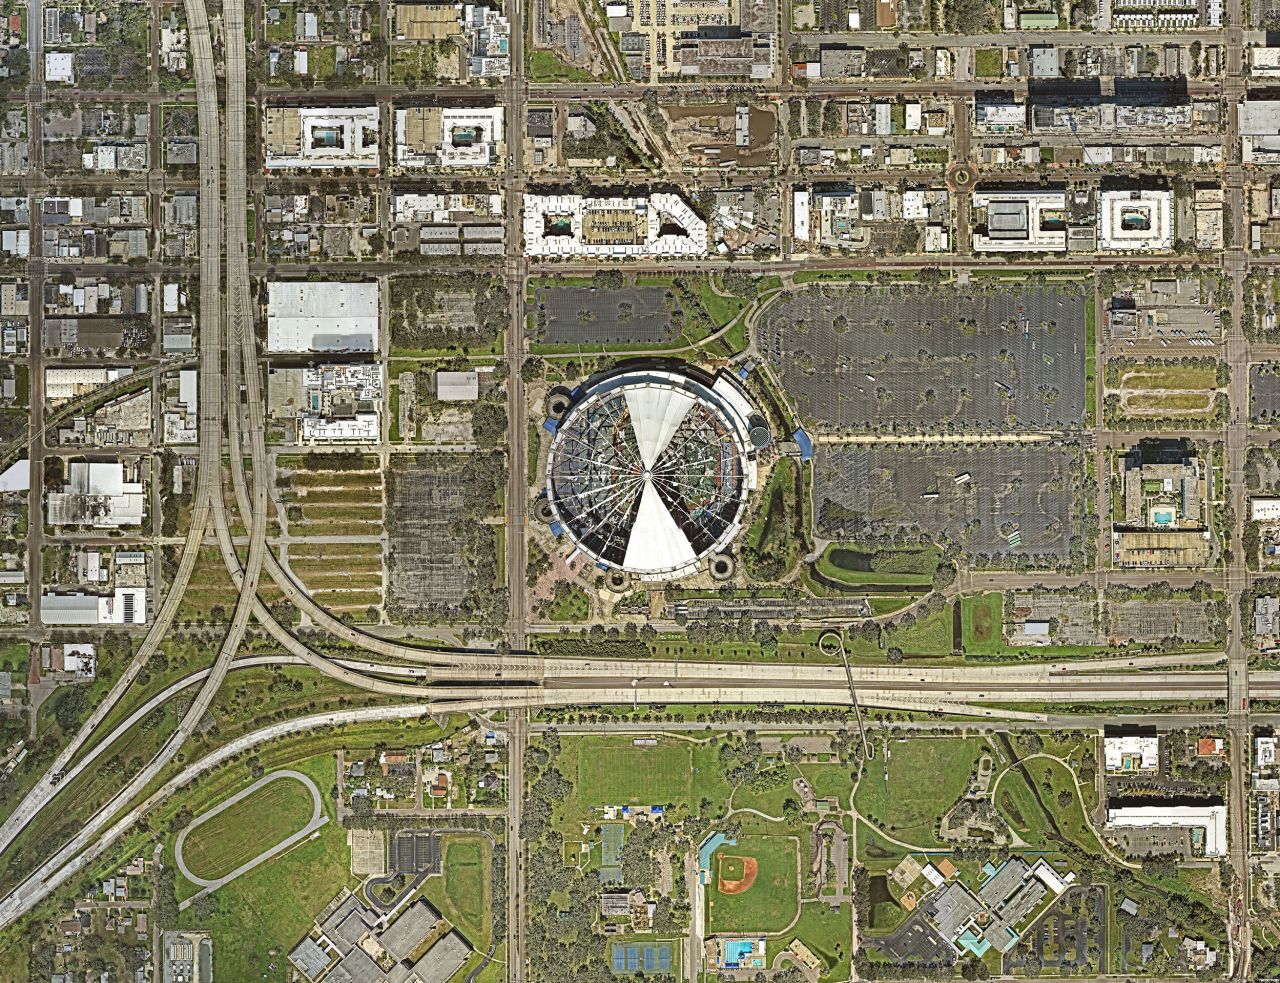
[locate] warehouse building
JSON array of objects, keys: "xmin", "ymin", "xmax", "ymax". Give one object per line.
[{"xmin": 265, "ymin": 282, "xmax": 378, "ymax": 353}]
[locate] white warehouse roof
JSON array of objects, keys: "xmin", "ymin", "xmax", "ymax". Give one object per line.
[{"xmin": 266, "ymin": 282, "xmax": 378, "ymax": 353}]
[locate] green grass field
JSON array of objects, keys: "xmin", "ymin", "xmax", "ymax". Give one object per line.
[
  {"xmin": 994, "ymin": 757, "xmax": 1100, "ymax": 853},
  {"xmin": 853, "ymin": 737, "xmax": 983, "ymax": 846},
  {"xmin": 974, "ymin": 48, "xmax": 1004, "ymax": 77},
  {"xmin": 179, "ymin": 774, "xmax": 316, "ymax": 881},
  {"xmin": 707, "ymin": 834, "xmax": 800, "ymax": 934},
  {"xmin": 769, "ymin": 901, "xmax": 853, "ymax": 982},
  {"xmin": 421, "ymin": 834, "xmax": 492, "ymax": 950},
  {"xmin": 882, "ymin": 603, "xmax": 954, "ymax": 658},
  {"xmin": 960, "ymin": 592, "xmax": 1004, "ymax": 654},
  {"xmin": 798, "ymin": 764, "xmax": 854, "ymax": 803},
  {"xmin": 576, "ymin": 741, "xmax": 693, "ymax": 805},
  {"xmin": 528, "ymin": 47, "xmax": 593, "ymax": 81}
]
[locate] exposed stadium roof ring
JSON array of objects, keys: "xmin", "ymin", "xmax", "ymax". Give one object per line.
[{"xmin": 545, "ymin": 363, "xmax": 763, "ymax": 580}]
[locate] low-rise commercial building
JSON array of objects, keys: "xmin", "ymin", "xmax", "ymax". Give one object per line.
[
  {"xmin": 46, "ymin": 460, "xmax": 145, "ymax": 529},
  {"xmin": 1241, "ymin": 100, "xmax": 1280, "ymax": 164},
  {"xmin": 1104, "ymin": 733, "xmax": 1160, "ymax": 774}
]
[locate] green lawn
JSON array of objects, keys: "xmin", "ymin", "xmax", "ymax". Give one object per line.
[
  {"xmin": 798, "ymin": 764, "xmax": 855, "ymax": 804},
  {"xmin": 179, "ymin": 774, "xmax": 317, "ymax": 881},
  {"xmin": 743, "ymin": 458, "xmax": 804, "ymax": 581},
  {"xmin": 696, "ymin": 280, "xmax": 748, "ymax": 327},
  {"xmin": 732, "ymin": 766, "xmax": 798, "ymax": 817},
  {"xmin": 546, "ymin": 583, "xmax": 591, "ymax": 622},
  {"xmin": 884, "ymin": 603, "xmax": 953, "ymax": 658},
  {"xmin": 706, "ymin": 833, "xmax": 801, "ymax": 934},
  {"xmin": 960, "ymin": 592, "xmax": 1004, "ymax": 655},
  {"xmin": 993, "ymin": 757, "xmax": 1100, "ymax": 853},
  {"xmin": 421, "ymin": 834, "xmax": 492, "ymax": 950},
  {"xmin": 769, "ymin": 901, "xmax": 853, "ymax": 982},
  {"xmin": 576, "ymin": 739, "xmax": 693, "ymax": 806},
  {"xmin": 853, "ymin": 737, "xmax": 983, "ymax": 847}
]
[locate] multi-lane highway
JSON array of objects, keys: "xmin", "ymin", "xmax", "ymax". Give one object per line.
[{"xmin": 0, "ymin": 7, "xmax": 1276, "ymax": 978}]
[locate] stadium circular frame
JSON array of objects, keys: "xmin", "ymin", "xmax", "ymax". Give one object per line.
[{"xmin": 545, "ymin": 364, "xmax": 764, "ymax": 580}]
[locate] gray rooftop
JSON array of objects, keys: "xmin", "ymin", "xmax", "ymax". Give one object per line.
[
  {"xmin": 379, "ymin": 900, "xmax": 440, "ymax": 962},
  {"xmin": 410, "ymin": 930, "xmax": 471, "ymax": 983},
  {"xmin": 288, "ymin": 937, "xmax": 330, "ymax": 979}
]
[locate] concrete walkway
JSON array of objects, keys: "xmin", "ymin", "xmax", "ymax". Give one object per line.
[{"xmin": 174, "ymin": 769, "xmax": 327, "ymax": 907}]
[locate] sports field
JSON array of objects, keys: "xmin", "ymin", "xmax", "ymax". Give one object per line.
[
  {"xmin": 706, "ymin": 834, "xmax": 800, "ymax": 934},
  {"xmin": 422, "ymin": 834, "xmax": 492, "ymax": 950},
  {"xmin": 180, "ymin": 775, "xmax": 315, "ymax": 881},
  {"xmin": 575, "ymin": 739, "xmax": 693, "ymax": 805},
  {"xmin": 852, "ymin": 737, "xmax": 984, "ymax": 848}
]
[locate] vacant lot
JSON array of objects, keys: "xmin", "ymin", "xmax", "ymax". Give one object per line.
[
  {"xmin": 287, "ymin": 542, "xmax": 383, "ymax": 620},
  {"xmin": 757, "ymin": 282, "xmax": 1087, "ymax": 432},
  {"xmin": 706, "ymin": 834, "xmax": 800, "ymax": 934},
  {"xmin": 1106, "ymin": 358, "xmax": 1226, "ymax": 428},
  {"xmin": 815, "ymin": 442, "xmax": 1084, "ymax": 566},
  {"xmin": 179, "ymin": 775, "xmax": 315, "ymax": 882},
  {"xmin": 278, "ymin": 455, "xmax": 384, "ymax": 539}
]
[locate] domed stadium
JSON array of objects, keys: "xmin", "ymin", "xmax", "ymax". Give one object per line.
[{"xmin": 545, "ymin": 366, "xmax": 763, "ymax": 580}]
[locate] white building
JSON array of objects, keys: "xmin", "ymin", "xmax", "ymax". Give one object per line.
[
  {"xmin": 1253, "ymin": 498, "xmax": 1280, "ymax": 521},
  {"xmin": 974, "ymin": 100, "xmax": 1026, "ymax": 135},
  {"xmin": 792, "ymin": 189, "xmax": 811, "ymax": 244},
  {"xmin": 45, "ymin": 367, "xmax": 134, "ymax": 403},
  {"xmin": 1258, "ymin": 736, "xmax": 1278, "ymax": 767},
  {"xmin": 46, "ymin": 462, "xmax": 145, "ymax": 529},
  {"xmin": 1098, "ymin": 189, "xmax": 1174, "ymax": 252},
  {"xmin": 1103, "ymin": 734, "xmax": 1159, "ymax": 774},
  {"xmin": 1104, "ymin": 805, "xmax": 1227, "ymax": 857},
  {"xmin": 1241, "ymin": 100, "xmax": 1280, "ymax": 164},
  {"xmin": 268, "ymin": 364, "xmax": 383, "ymax": 442},
  {"xmin": 164, "ymin": 369, "xmax": 199, "ymax": 444},
  {"xmin": 971, "ymin": 190, "xmax": 1067, "ymax": 253},
  {"xmin": 266, "ymin": 282, "xmax": 378, "ymax": 353},
  {"xmin": 436, "ymin": 370, "xmax": 480, "ymax": 401},
  {"xmin": 45, "ymin": 51, "xmax": 75, "ymax": 84},
  {"xmin": 40, "ymin": 588, "xmax": 146, "ymax": 625},
  {"xmin": 391, "ymin": 192, "xmax": 503, "ymax": 223},
  {"xmin": 523, "ymin": 193, "xmax": 708, "ymax": 258},
  {"xmin": 1251, "ymin": 47, "xmax": 1280, "ymax": 76},
  {"xmin": 395, "ymin": 106, "xmax": 505, "ymax": 169},
  {"xmin": 264, "ymin": 106, "xmax": 380, "ymax": 170}
]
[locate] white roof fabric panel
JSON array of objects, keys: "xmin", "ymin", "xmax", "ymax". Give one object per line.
[
  {"xmin": 0, "ymin": 459, "xmax": 29, "ymax": 492},
  {"xmin": 623, "ymin": 479, "xmax": 697, "ymax": 574},
  {"xmin": 625, "ymin": 385, "xmax": 695, "ymax": 469}
]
